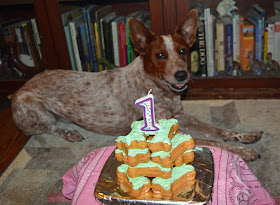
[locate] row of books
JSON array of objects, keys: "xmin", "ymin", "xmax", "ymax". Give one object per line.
[
  {"xmin": 191, "ymin": 4, "xmax": 280, "ymax": 77},
  {"xmin": 62, "ymin": 4, "xmax": 151, "ymax": 72},
  {"xmin": 0, "ymin": 17, "xmax": 42, "ymax": 68}
]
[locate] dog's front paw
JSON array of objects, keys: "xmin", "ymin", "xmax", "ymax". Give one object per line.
[
  {"xmin": 233, "ymin": 131, "xmax": 263, "ymax": 144},
  {"xmin": 234, "ymin": 146, "xmax": 261, "ymax": 162},
  {"xmin": 64, "ymin": 130, "xmax": 84, "ymax": 142}
]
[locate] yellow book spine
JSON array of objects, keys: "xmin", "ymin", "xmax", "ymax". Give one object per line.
[
  {"xmin": 94, "ymin": 22, "xmax": 103, "ymax": 71},
  {"xmin": 263, "ymin": 30, "xmax": 268, "ymax": 63}
]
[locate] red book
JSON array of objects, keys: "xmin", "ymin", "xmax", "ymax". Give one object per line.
[{"xmin": 118, "ymin": 22, "xmax": 127, "ymax": 67}]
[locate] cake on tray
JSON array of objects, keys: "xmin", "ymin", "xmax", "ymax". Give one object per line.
[{"xmin": 115, "ymin": 118, "xmax": 196, "ymax": 200}]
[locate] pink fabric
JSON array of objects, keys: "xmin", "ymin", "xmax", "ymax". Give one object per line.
[{"xmin": 62, "ymin": 145, "xmax": 275, "ymax": 205}]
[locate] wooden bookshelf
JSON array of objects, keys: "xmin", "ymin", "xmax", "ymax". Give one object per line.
[{"xmin": 0, "ymin": 0, "xmax": 279, "ymax": 99}]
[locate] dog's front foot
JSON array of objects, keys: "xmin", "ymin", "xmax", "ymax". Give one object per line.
[
  {"xmin": 195, "ymin": 139, "xmax": 261, "ymax": 162},
  {"xmin": 233, "ymin": 146, "xmax": 261, "ymax": 162},
  {"xmin": 232, "ymin": 131, "xmax": 263, "ymax": 144},
  {"xmin": 59, "ymin": 130, "xmax": 84, "ymax": 142}
]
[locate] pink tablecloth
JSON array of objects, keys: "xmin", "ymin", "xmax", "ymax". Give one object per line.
[{"xmin": 62, "ymin": 145, "xmax": 275, "ymax": 205}]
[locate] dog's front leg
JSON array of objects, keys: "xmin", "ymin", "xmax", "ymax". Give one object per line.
[
  {"xmin": 175, "ymin": 113, "xmax": 262, "ymax": 144},
  {"xmin": 194, "ymin": 138, "xmax": 260, "ymax": 162}
]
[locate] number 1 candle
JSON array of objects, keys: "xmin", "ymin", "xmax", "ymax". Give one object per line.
[{"xmin": 135, "ymin": 89, "xmax": 160, "ymax": 134}]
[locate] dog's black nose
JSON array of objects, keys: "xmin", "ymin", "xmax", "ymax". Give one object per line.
[{"xmin": 175, "ymin": 71, "xmax": 188, "ymax": 82}]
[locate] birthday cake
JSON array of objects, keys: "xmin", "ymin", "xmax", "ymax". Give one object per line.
[{"xmin": 115, "ymin": 118, "xmax": 196, "ymax": 200}]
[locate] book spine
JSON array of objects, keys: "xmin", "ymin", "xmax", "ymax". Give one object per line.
[
  {"xmin": 83, "ymin": 8, "xmax": 97, "ymax": 72},
  {"xmin": 241, "ymin": 25, "xmax": 254, "ymax": 70},
  {"xmin": 274, "ymin": 22, "xmax": 280, "ymax": 64},
  {"xmin": 204, "ymin": 8, "xmax": 214, "ymax": 77},
  {"xmin": 94, "ymin": 22, "xmax": 103, "ymax": 71},
  {"xmin": 190, "ymin": 39, "xmax": 199, "ymax": 74},
  {"xmin": 232, "ymin": 14, "xmax": 239, "ymax": 62},
  {"xmin": 126, "ymin": 17, "xmax": 134, "ymax": 64},
  {"xmin": 19, "ymin": 25, "xmax": 30, "ymax": 56},
  {"xmin": 76, "ymin": 28, "xmax": 87, "ymax": 72},
  {"xmin": 267, "ymin": 24, "xmax": 275, "ymax": 55},
  {"xmin": 225, "ymin": 23, "xmax": 233, "ymax": 70},
  {"xmin": 104, "ymin": 19, "xmax": 114, "ymax": 66},
  {"xmin": 256, "ymin": 20, "xmax": 262, "ymax": 61},
  {"xmin": 118, "ymin": 22, "xmax": 127, "ymax": 67},
  {"xmin": 252, "ymin": 4, "xmax": 265, "ymax": 62},
  {"xmin": 69, "ymin": 22, "xmax": 83, "ymax": 71},
  {"xmin": 216, "ymin": 22, "xmax": 225, "ymax": 71},
  {"xmin": 31, "ymin": 18, "xmax": 42, "ymax": 59},
  {"xmin": 263, "ymin": 29, "xmax": 268, "ymax": 64},
  {"xmin": 112, "ymin": 21, "xmax": 120, "ymax": 67},
  {"xmin": 14, "ymin": 26, "xmax": 25, "ymax": 54},
  {"xmin": 64, "ymin": 25, "xmax": 77, "ymax": 70},
  {"xmin": 24, "ymin": 22, "xmax": 39, "ymax": 66},
  {"xmin": 80, "ymin": 25, "xmax": 91, "ymax": 72},
  {"xmin": 239, "ymin": 17, "xmax": 244, "ymax": 67},
  {"xmin": 197, "ymin": 19, "xmax": 207, "ymax": 77}
]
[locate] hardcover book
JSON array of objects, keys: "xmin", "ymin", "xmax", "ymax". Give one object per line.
[{"xmin": 241, "ymin": 25, "xmax": 254, "ymax": 70}]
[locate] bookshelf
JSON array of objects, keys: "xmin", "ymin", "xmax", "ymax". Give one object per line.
[{"xmin": 0, "ymin": 0, "xmax": 279, "ymax": 99}]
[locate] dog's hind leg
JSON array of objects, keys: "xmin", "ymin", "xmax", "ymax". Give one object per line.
[
  {"xmin": 11, "ymin": 93, "xmax": 83, "ymax": 142},
  {"xmin": 176, "ymin": 114, "xmax": 262, "ymax": 144}
]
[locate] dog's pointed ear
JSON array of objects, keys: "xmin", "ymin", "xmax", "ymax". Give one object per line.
[
  {"xmin": 176, "ymin": 9, "xmax": 198, "ymax": 47},
  {"xmin": 129, "ymin": 18, "xmax": 155, "ymax": 55}
]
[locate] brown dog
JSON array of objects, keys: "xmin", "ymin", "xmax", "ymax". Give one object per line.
[{"xmin": 11, "ymin": 10, "xmax": 261, "ymax": 161}]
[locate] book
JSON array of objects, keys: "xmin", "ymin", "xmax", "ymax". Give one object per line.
[
  {"xmin": 118, "ymin": 19, "xmax": 127, "ymax": 67},
  {"xmin": 79, "ymin": 24, "xmax": 91, "ymax": 72},
  {"xmin": 252, "ymin": 4, "xmax": 266, "ymax": 62},
  {"xmin": 246, "ymin": 11, "xmax": 262, "ymax": 61},
  {"xmin": 222, "ymin": 17, "xmax": 233, "ymax": 71},
  {"xmin": 263, "ymin": 28, "xmax": 268, "ymax": 64},
  {"xmin": 111, "ymin": 16, "xmax": 125, "ymax": 67},
  {"xmin": 69, "ymin": 15, "xmax": 84, "ymax": 71},
  {"xmin": 83, "ymin": 5, "xmax": 99, "ymax": 72},
  {"xmin": 126, "ymin": 11, "xmax": 140, "ymax": 65},
  {"xmin": 274, "ymin": 22, "xmax": 280, "ymax": 64},
  {"xmin": 197, "ymin": 17, "xmax": 207, "ymax": 77},
  {"xmin": 22, "ymin": 21, "xmax": 40, "ymax": 66},
  {"xmin": 31, "ymin": 18, "xmax": 42, "ymax": 59},
  {"xmin": 95, "ymin": 5, "xmax": 113, "ymax": 71},
  {"xmin": 216, "ymin": 21, "xmax": 225, "ymax": 72},
  {"xmin": 232, "ymin": 14, "xmax": 240, "ymax": 62},
  {"xmin": 14, "ymin": 23, "xmax": 30, "ymax": 56},
  {"xmin": 241, "ymin": 24, "xmax": 254, "ymax": 70},
  {"xmin": 267, "ymin": 23, "xmax": 275, "ymax": 61},
  {"xmin": 61, "ymin": 7, "xmax": 82, "ymax": 70},
  {"xmin": 190, "ymin": 40, "xmax": 200, "ymax": 75},
  {"xmin": 76, "ymin": 28, "xmax": 87, "ymax": 71},
  {"xmin": 238, "ymin": 16, "xmax": 244, "ymax": 67},
  {"xmin": 204, "ymin": 8, "xmax": 215, "ymax": 77},
  {"xmin": 102, "ymin": 13, "xmax": 117, "ymax": 66}
]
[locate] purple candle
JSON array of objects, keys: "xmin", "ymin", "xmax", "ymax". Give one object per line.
[{"xmin": 135, "ymin": 89, "xmax": 160, "ymax": 134}]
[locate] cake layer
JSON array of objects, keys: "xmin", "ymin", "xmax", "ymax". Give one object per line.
[
  {"xmin": 151, "ymin": 164, "xmax": 196, "ymax": 199},
  {"xmin": 151, "ymin": 133, "xmax": 195, "ymax": 168}
]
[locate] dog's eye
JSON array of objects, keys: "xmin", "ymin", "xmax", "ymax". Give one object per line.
[
  {"xmin": 156, "ymin": 53, "xmax": 166, "ymax": 59},
  {"xmin": 179, "ymin": 48, "xmax": 186, "ymax": 55}
]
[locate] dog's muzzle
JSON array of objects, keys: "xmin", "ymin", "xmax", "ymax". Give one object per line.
[{"xmin": 162, "ymin": 70, "xmax": 189, "ymax": 92}]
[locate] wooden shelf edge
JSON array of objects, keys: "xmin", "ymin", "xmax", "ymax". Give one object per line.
[
  {"xmin": 189, "ymin": 77, "xmax": 280, "ymax": 89},
  {"xmin": 183, "ymin": 87, "xmax": 280, "ymax": 100}
]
